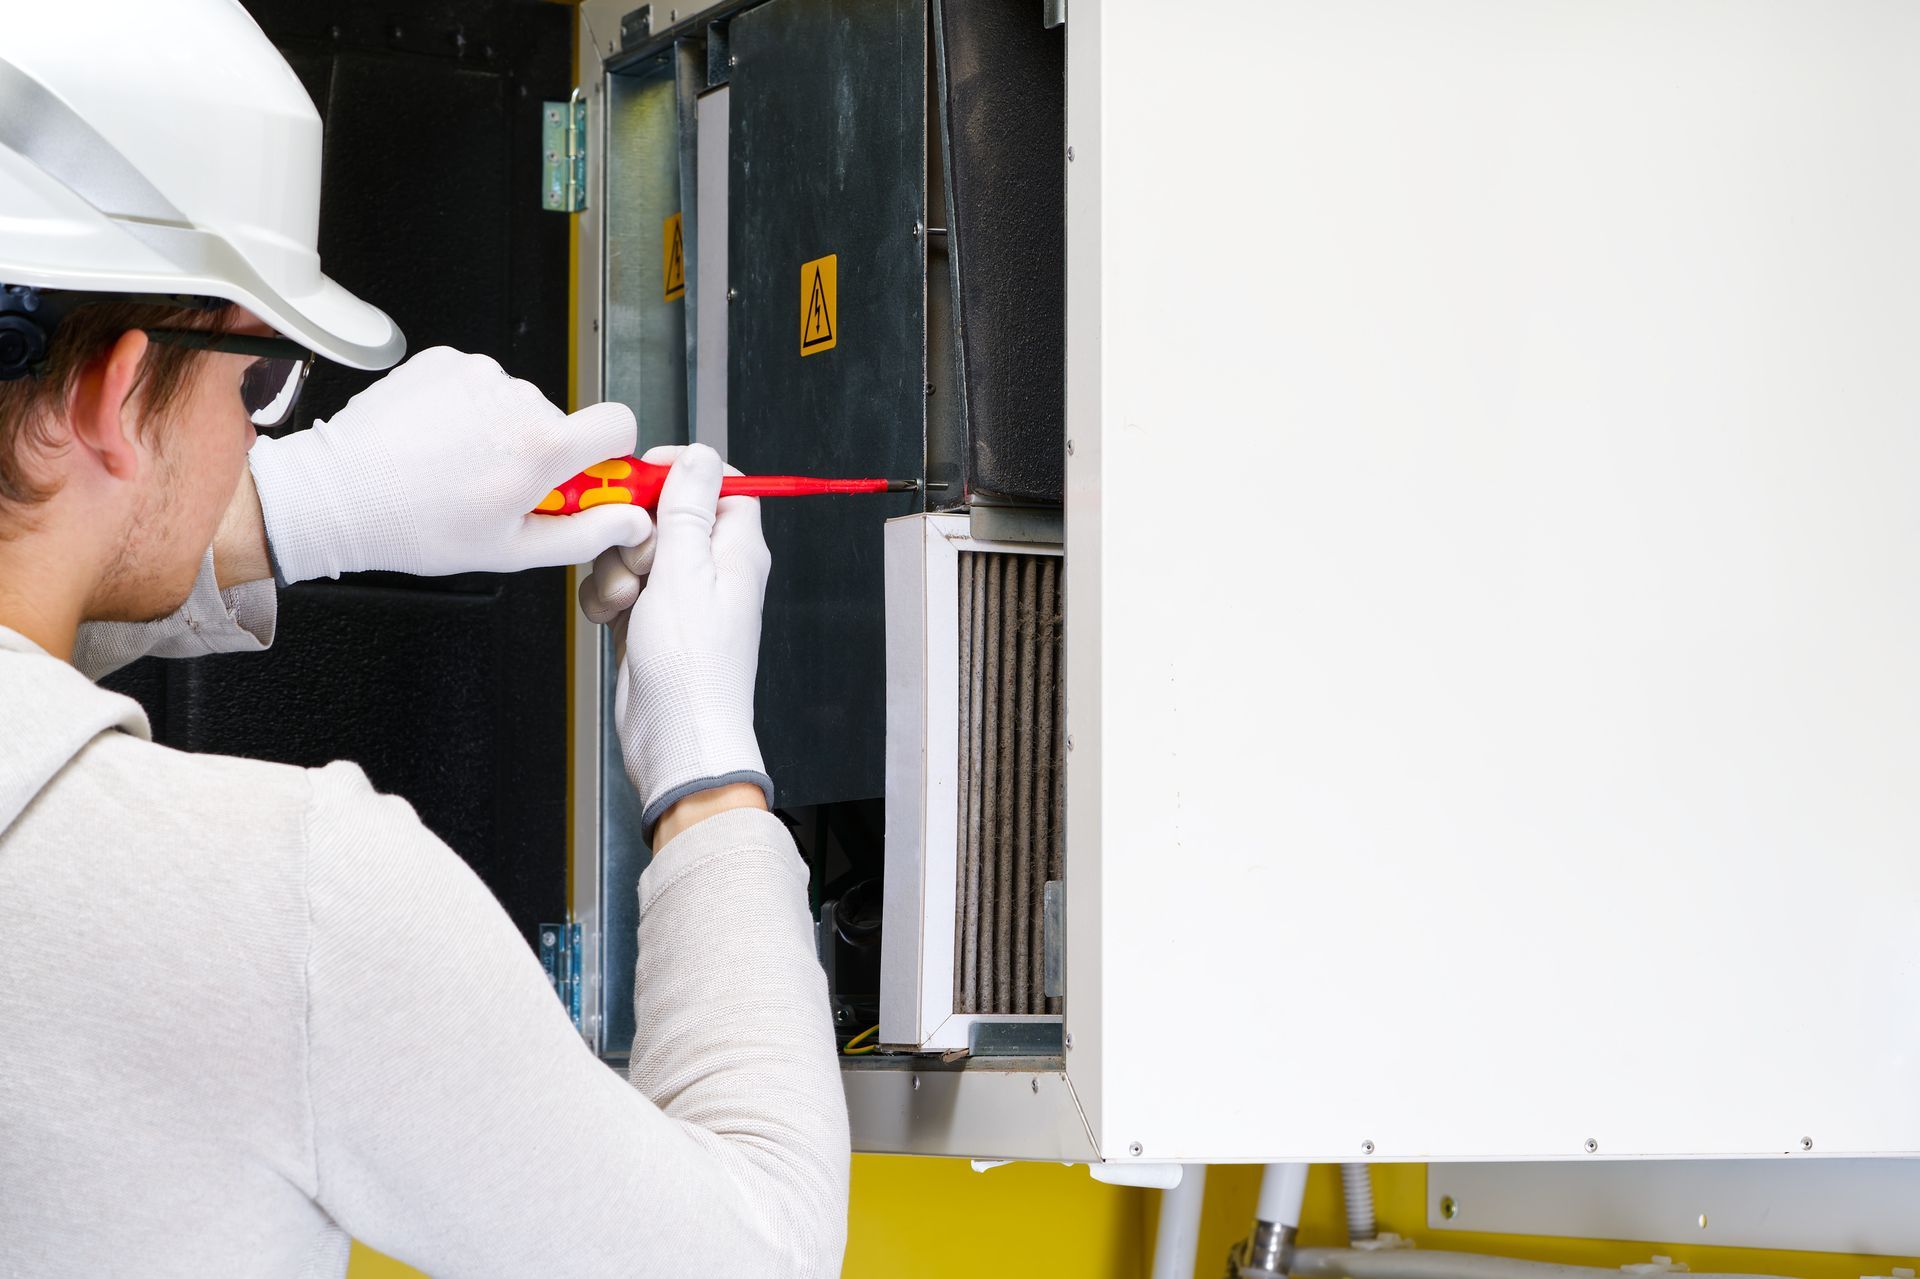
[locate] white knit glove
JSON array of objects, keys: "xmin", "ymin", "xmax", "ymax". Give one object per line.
[
  {"xmin": 247, "ymin": 347, "xmax": 653, "ymax": 582},
  {"xmin": 602, "ymin": 444, "xmax": 773, "ymax": 834}
]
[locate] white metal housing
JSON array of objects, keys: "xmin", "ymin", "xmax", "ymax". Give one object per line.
[{"xmin": 1062, "ymin": 0, "xmax": 1920, "ymax": 1163}]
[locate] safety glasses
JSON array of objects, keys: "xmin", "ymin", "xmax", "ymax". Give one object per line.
[{"xmin": 143, "ymin": 328, "xmax": 316, "ymax": 429}]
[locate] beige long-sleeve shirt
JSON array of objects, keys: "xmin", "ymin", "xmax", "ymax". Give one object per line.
[{"xmin": 0, "ymin": 560, "xmax": 850, "ymax": 1278}]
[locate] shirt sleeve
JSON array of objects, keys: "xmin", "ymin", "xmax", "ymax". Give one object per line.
[
  {"xmin": 70, "ymin": 548, "xmax": 277, "ymax": 681},
  {"xmin": 299, "ymin": 763, "xmax": 850, "ymax": 1279}
]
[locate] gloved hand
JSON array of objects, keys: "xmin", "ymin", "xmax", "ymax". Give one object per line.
[
  {"xmin": 247, "ymin": 346, "xmax": 654, "ymax": 582},
  {"xmin": 599, "ymin": 444, "xmax": 773, "ymax": 834}
]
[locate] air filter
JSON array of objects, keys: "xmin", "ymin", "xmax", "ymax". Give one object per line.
[{"xmin": 881, "ymin": 514, "xmax": 1064, "ymax": 1050}]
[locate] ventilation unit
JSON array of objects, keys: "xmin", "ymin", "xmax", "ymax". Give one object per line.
[{"xmin": 881, "ymin": 514, "xmax": 1064, "ymax": 1051}]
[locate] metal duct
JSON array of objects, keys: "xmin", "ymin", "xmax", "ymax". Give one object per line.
[{"xmin": 954, "ymin": 550, "xmax": 1063, "ymax": 1016}]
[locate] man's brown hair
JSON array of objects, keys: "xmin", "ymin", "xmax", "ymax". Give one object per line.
[{"xmin": 0, "ymin": 298, "xmax": 235, "ymax": 518}]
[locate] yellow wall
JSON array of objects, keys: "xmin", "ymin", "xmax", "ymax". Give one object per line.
[{"xmin": 349, "ymin": 1155, "xmax": 1919, "ymax": 1278}]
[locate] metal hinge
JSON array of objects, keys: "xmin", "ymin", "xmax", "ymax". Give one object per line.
[
  {"xmin": 538, "ymin": 921, "xmax": 584, "ymax": 1032},
  {"xmin": 541, "ymin": 90, "xmax": 587, "ymax": 213}
]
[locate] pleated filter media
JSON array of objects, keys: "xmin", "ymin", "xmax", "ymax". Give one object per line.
[{"xmin": 953, "ymin": 551, "xmax": 1064, "ymax": 1017}]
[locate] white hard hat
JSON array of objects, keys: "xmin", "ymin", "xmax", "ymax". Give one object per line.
[{"xmin": 0, "ymin": 0, "xmax": 405, "ymax": 370}]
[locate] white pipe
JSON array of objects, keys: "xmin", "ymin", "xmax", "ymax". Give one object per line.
[
  {"xmin": 1148, "ymin": 1165, "xmax": 1208, "ymax": 1279},
  {"xmin": 1255, "ymin": 1161, "xmax": 1310, "ymax": 1228},
  {"xmin": 1291, "ymin": 1248, "xmax": 1784, "ymax": 1279}
]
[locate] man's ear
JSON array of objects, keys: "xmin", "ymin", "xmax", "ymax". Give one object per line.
[{"xmin": 67, "ymin": 329, "xmax": 152, "ymax": 483}]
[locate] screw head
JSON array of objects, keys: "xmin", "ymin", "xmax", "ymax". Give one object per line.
[
  {"xmin": 1129, "ymin": 1141, "xmax": 1144, "ymax": 1157},
  {"xmin": 1031, "ymin": 1078, "xmax": 1039, "ymax": 1094},
  {"xmin": 1584, "ymin": 1138, "xmax": 1599, "ymax": 1154},
  {"xmin": 1697, "ymin": 1213, "xmax": 1709, "ymax": 1229},
  {"xmin": 541, "ymin": 930, "xmax": 557, "ymax": 946},
  {"xmin": 1800, "ymin": 1136, "xmax": 1813, "ymax": 1151},
  {"xmin": 1439, "ymin": 1195, "xmax": 1459, "ymax": 1221},
  {"xmin": 728, "ymin": 54, "xmax": 739, "ymax": 67},
  {"xmin": 670, "ymin": 8, "xmax": 678, "ymax": 19},
  {"xmin": 1361, "ymin": 1139, "xmax": 1375, "ymax": 1155},
  {"xmin": 1066, "ymin": 438, "xmax": 1075, "ymax": 455},
  {"xmin": 1064, "ymin": 1031, "xmax": 1074, "ymax": 1050},
  {"xmin": 727, "ymin": 287, "xmax": 740, "ymax": 302},
  {"xmin": 912, "ymin": 221, "xmax": 923, "ymax": 239},
  {"xmin": 1066, "ymin": 144, "xmax": 1075, "ymax": 161},
  {"xmin": 1066, "ymin": 734, "xmax": 1075, "ymax": 751}
]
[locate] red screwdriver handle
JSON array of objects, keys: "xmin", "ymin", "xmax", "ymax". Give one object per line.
[{"xmin": 533, "ymin": 455, "xmax": 903, "ymax": 515}]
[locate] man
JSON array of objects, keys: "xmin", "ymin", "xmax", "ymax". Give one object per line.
[{"xmin": 0, "ymin": 4, "xmax": 850, "ymax": 1277}]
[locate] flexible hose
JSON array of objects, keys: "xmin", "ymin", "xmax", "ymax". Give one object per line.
[{"xmin": 1339, "ymin": 1163, "xmax": 1377, "ymax": 1243}]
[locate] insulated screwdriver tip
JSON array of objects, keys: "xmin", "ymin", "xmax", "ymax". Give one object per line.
[{"xmin": 886, "ymin": 479, "xmax": 920, "ymax": 492}]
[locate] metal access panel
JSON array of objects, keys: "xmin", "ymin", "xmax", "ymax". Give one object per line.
[
  {"xmin": 1067, "ymin": 0, "xmax": 1920, "ymax": 1163},
  {"xmin": 590, "ymin": 47, "xmax": 705, "ymax": 1061},
  {"xmin": 727, "ymin": 0, "xmax": 927, "ymax": 809}
]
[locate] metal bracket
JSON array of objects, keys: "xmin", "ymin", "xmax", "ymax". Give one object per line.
[
  {"xmin": 967, "ymin": 1019, "xmax": 1066, "ymax": 1057},
  {"xmin": 620, "ymin": 5, "xmax": 653, "ymax": 50},
  {"xmin": 538, "ymin": 921, "xmax": 584, "ymax": 1033},
  {"xmin": 1042, "ymin": 879, "xmax": 1065, "ymax": 999},
  {"xmin": 541, "ymin": 90, "xmax": 587, "ymax": 212}
]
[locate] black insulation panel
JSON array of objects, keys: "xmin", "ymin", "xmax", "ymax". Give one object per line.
[
  {"xmin": 102, "ymin": 0, "xmax": 573, "ymax": 946},
  {"xmin": 935, "ymin": 0, "xmax": 1066, "ymax": 506},
  {"xmin": 728, "ymin": 0, "xmax": 926, "ymax": 807}
]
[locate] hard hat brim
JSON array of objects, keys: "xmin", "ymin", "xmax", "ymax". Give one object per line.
[{"xmin": 229, "ymin": 271, "xmax": 406, "ymax": 372}]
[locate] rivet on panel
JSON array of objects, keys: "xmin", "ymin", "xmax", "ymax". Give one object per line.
[
  {"xmin": 1439, "ymin": 1195, "xmax": 1459, "ymax": 1220},
  {"xmin": 1584, "ymin": 1138, "xmax": 1599, "ymax": 1154},
  {"xmin": 911, "ymin": 1074, "xmax": 921, "ymax": 1091},
  {"xmin": 1031, "ymin": 1078, "xmax": 1039, "ymax": 1094},
  {"xmin": 1800, "ymin": 1136, "xmax": 1813, "ymax": 1151},
  {"xmin": 1065, "ymin": 438, "xmax": 1074, "ymax": 455},
  {"xmin": 1064, "ymin": 1031, "xmax": 1074, "ymax": 1050},
  {"xmin": 1066, "ymin": 145, "xmax": 1075, "ymax": 161},
  {"xmin": 1129, "ymin": 1142, "xmax": 1144, "ymax": 1157},
  {"xmin": 728, "ymin": 55, "xmax": 739, "ymax": 67},
  {"xmin": 1697, "ymin": 1213, "xmax": 1708, "ymax": 1229},
  {"xmin": 1361, "ymin": 1139, "xmax": 1375, "ymax": 1155}
]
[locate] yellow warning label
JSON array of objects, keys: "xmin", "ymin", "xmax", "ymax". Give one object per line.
[
  {"xmin": 663, "ymin": 212, "xmax": 685, "ymax": 301},
  {"xmin": 800, "ymin": 253, "xmax": 836, "ymax": 355}
]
